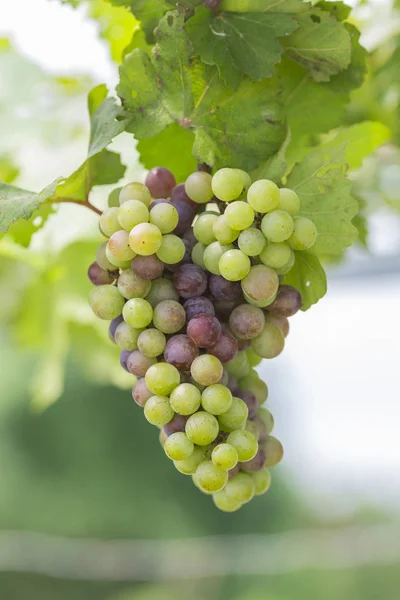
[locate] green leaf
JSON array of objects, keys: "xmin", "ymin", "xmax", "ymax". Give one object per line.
[
  {"xmin": 186, "ymin": 6, "xmax": 298, "ymax": 88},
  {"xmin": 352, "ymin": 212, "xmax": 368, "ymax": 248},
  {"xmin": 0, "ymin": 154, "xmax": 20, "ymax": 183},
  {"xmin": 284, "ymin": 251, "xmax": 327, "ymax": 310},
  {"xmin": 109, "ymin": 0, "xmax": 170, "ymax": 41},
  {"xmin": 118, "ymin": 10, "xmax": 286, "ymax": 169},
  {"xmin": 138, "ymin": 124, "xmax": 197, "ymax": 182},
  {"xmin": 3, "ymin": 205, "xmax": 55, "ymax": 248},
  {"xmin": 316, "ymin": 1, "xmax": 351, "ymax": 21},
  {"xmin": 286, "ymin": 146, "xmax": 359, "ymax": 255},
  {"xmin": 283, "ymin": 8, "xmax": 352, "ymax": 82},
  {"xmin": 251, "ymin": 130, "xmax": 291, "ymax": 184},
  {"xmin": 0, "ymin": 180, "xmax": 59, "ymax": 234},
  {"xmin": 220, "ymin": 0, "xmax": 308, "ymax": 11},
  {"xmin": 325, "ymin": 24, "xmax": 368, "ymax": 93}
]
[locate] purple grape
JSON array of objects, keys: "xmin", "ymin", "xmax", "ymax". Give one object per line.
[
  {"xmin": 228, "ymin": 464, "xmax": 240, "ymax": 480},
  {"xmin": 227, "ymin": 374, "xmax": 240, "ymax": 395},
  {"xmin": 149, "ymin": 197, "xmax": 170, "ymax": 210},
  {"xmin": 252, "ymin": 415, "xmax": 268, "ymax": 443},
  {"xmin": 267, "ymin": 285, "xmax": 302, "ymax": 317},
  {"xmin": 164, "ymin": 334, "xmax": 199, "ymax": 371},
  {"xmin": 266, "ymin": 313, "xmax": 290, "ymax": 337},
  {"xmin": 88, "ymin": 262, "xmax": 118, "ymax": 286},
  {"xmin": 183, "ymin": 296, "xmax": 215, "ymax": 321},
  {"xmin": 183, "ymin": 228, "xmax": 197, "ymax": 250},
  {"xmin": 163, "ymin": 413, "xmax": 188, "ymax": 436},
  {"xmin": 120, "ymin": 350, "xmax": 131, "ymax": 372},
  {"xmin": 126, "ymin": 351, "xmax": 157, "ymax": 377},
  {"xmin": 172, "ymin": 199, "xmax": 196, "ymax": 236},
  {"xmin": 208, "ymin": 331, "xmax": 238, "ymax": 363},
  {"xmin": 109, "ymin": 315, "xmax": 124, "ymax": 343},
  {"xmin": 209, "ymin": 275, "xmax": 241, "ymax": 301},
  {"xmin": 240, "ymin": 448, "xmax": 266, "ymax": 473},
  {"xmin": 187, "ymin": 315, "xmax": 222, "ymax": 348},
  {"xmin": 145, "ymin": 167, "xmax": 176, "ymax": 199},
  {"xmin": 131, "ymin": 254, "xmax": 164, "ymax": 280},
  {"xmin": 132, "ymin": 379, "xmax": 152, "ymax": 407},
  {"xmin": 213, "ymin": 299, "xmax": 241, "ymax": 321},
  {"xmin": 237, "ymin": 390, "xmax": 258, "ymax": 419},
  {"xmin": 173, "ymin": 264, "xmax": 208, "ymax": 299},
  {"xmin": 229, "ymin": 304, "xmax": 265, "ymax": 340},
  {"xmin": 171, "ymin": 183, "xmax": 197, "ymax": 208}
]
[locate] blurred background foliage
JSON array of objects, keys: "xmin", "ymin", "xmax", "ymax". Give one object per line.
[{"xmin": 0, "ymin": 0, "xmax": 400, "ymax": 598}]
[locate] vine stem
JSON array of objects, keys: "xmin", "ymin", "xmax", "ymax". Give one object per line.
[{"xmin": 51, "ymin": 197, "xmax": 102, "ymax": 216}]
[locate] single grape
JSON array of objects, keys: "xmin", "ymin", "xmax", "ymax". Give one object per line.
[
  {"xmin": 145, "ymin": 167, "xmax": 176, "ymax": 198},
  {"xmin": 132, "ymin": 378, "xmax": 153, "ymax": 407},
  {"xmin": 240, "ymin": 447, "xmax": 266, "ymax": 472},
  {"xmin": 259, "ymin": 242, "xmax": 292, "ymax": 269},
  {"xmin": 156, "ymin": 234, "xmax": 185, "ymax": 264},
  {"xmin": 187, "ymin": 315, "xmax": 222, "ymax": 348},
  {"xmin": 225, "ymin": 351, "xmax": 250, "ymax": 379},
  {"xmin": 229, "ymin": 304, "xmax": 265, "ymax": 340},
  {"xmin": 109, "ymin": 315, "xmax": 124, "ymax": 343},
  {"xmin": 191, "ymin": 355, "xmax": 223, "ymax": 386},
  {"xmin": 227, "ymin": 430, "xmax": 258, "ymax": 462},
  {"xmin": 165, "ymin": 238, "xmax": 191, "ymax": 272},
  {"xmin": 264, "ymin": 436, "xmax": 284, "ymax": 467},
  {"xmin": 174, "ymin": 446, "xmax": 205, "ymax": 475},
  {"xmin": 224, "ymin": 201, "xmax": 254, "ymax": 231},
  {"xmin": 115, "ymin": 322, "xmax": 143, "ymax": 351},
  {"xmin": 237, "ymin": 390, "xmax": 258, "ymax": 419},
  {"xmin": 213, "ymin": 489, "xmax": 242, "ymax": 512},
  {"xmin": 119, "ymin": 182, "xmax": 152, "ymax": 207},
  {"xmin": 163, "ymin": 413, "xmax": 188, "ymax": 436},
  {"xmin": 131, "ymin": 254, "xmax": 164, "ymax": 280},
  {"xmin": 171, "ymin": 183, "xmax": 197, "ymax": 208},
  {"xmin": 107, "ymin": 230, "xmax": 136, "ymax": 262},
  {"xmin": 201, "ymin": 384, "xmax": 233, "ymax": 415},
  {"xmin": 267, "ymin": 284, "xmax": 302, "ymax": 317},
  {"xmin": 265, "ymin": 313, "xmax": 289, "ymax": 337},
  {"xmin": 137, "ymin": 328, "xmax": 166, "ymax": 358},
  {"xmin": 171, "ymin": 199, "xmax": 196, "ymax": 236},
  {"xmin": 127, "ymin": 351, "xmax": 157, "ymax": 377},
  {"xmin": 105, "ymin": 245, "xmax": 132, "ymax": 269},
  {"xmin": 218, "ymin": 397, "xmax": 248, "ymax": 432},
  {"xmin": 246, "ymin": 348, "xmax": 262, "ymax": 367},
  {"xmin": 99, "ymin": 207, "xmax": 120, "ymax": 237},
  {"xmin": 117, "ymin": 200, "xmax": 149, "ymax": 231},
  {"xmin": 153, "ymin": 300, "xmax": 186, "ymax": 334},
  {"xmin": 211, "ymin": 443, "xmax": 238, "ymax": 470},
  {"xmin": 213, "ymin": 215, "xmax": 239, "ymax": 244},
  {"xmin": 149, "ymin": 202, "xmax": 179, "ymax": 234},
  {"xmin": 261, "ymin": 210, "xmax": 294, "ymax": 243},
  {"xmin": 208, "ymin": 330, "xmax": 238, "ymax": 363},
  {"xmin": 251, "ymin": 322, "xmax": 285, "ymax": 359},
  {"xmin": 209, "ymin": 275, "xmax": 242, "ymax": 301},
  {"xmin": 129, "ymin": 223, "xmax": 163, "ymax": 256},
  {"xmin": 88, "ymin": 262, "xmax": 117, "ymax": 286},
  {"xmin": 238, "ymin": 228, "xmax": 266, "ymax": 256},
  {"xmin": 185, "ymin": 411, "xmax": 219, "ymax": 446},
  {"xmin": 108, "ymin": 187, "xmax": 121, "ymax": 208},
  {"xmin": 279, "ymin": 188, "xmax": 300, "ymax": 215},
  {"xmin": 252, "ymin": 468, "xmax": 272, "ymax": 495},
  {"xmin": 164, "ymin": 334, "xmax": 199, "ymax": 370},
  {"xmin": 173, "ymin": 264, "xmax": 208, "ymax": 299},
  {"xmin": 203, "ymin": 242, "xmax": 233, "ymax": 275},
  {"xmin": 193, "ymin": 212, "xmax": 218, "ymax": 245},
  {"xmin": 195, "ymin": 460, "xmax": 228, "ymax": 493},
  {"xmin": 89, "ymin": 285, "xmax": 125, "ymax": 320},
  {"xmin": 120, "ymin": 349, "xmax": 131, "ymax": 372},
  {"xmin": 239, "ymin": 374, "xmax": 268, "ymax": 405},
  {"xmin": 144, "ymin": 395, "xmax": 174, "ymax": 428},
  {"xmin": 183, "ymin": 296, "xmax": 215, "ymax": 321},
  {"xmin": 234, "ymin": 169, "xmax": 252, "ymax": 191},
  {"xmin": 145, "ymin": 278, "xmax": 179, "ymax": 307},
  {"xmin": 247, "ymin": 179, "xmax": 280, "ymax": 213},
  {"xmin": 123, "ymin": 298, "xmax": 153, "ymax": 329},
  {"xmin": 241, "ymin": 265, "xmax": 279, "ymax": 306},
  {"xmin": 164, "ymin": 432, "xmax": 194, "ymax": 461},
  {"xmin": 224, "ymin": 472, "xmax": 255, "ymax": 504},
  {"xmin": 212, "ymin": 168, "xmax": 243, "ymax": 202},
  {"xmin": 145, "ymin": 362, "xmax": 180, "ymax": 395},
  {"xmin": 170, "ymin": 383, "xmax": 201, "ymax": 415},
  {"xmin": 288, "ymin": 216, "xmax": 317, "ymax": 250},
  {"xmin": 191, "ymin": 242, "xmax": 206, "ymax": 269},
  {"xmin": 185, "ymin": 171, "xmax": 213, "ymax": 204},
  {"xmin": 219, "ymin": 249, "xmax": 251, "ymax": 282},
  {"xmin": 117, "ymin": 269, "xmax": 151, "ymax": 299},
  {"xmin": 96, "ymin": 241, "xmax": 118, "ymax": 271}
]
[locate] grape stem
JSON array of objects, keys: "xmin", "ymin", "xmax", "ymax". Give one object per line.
[{"xmin": 50, "ymin": 197, "xmax": 102, "ymax": 215}]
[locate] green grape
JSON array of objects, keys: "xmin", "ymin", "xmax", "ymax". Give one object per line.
[
  {"xmin": 238, "ymin": 228, "xmax": 266, "ymax": 256},
  {"xmin": 224, "ymin": 201, "xmax": 254, "ymax": 231},
  {"xmin": 185, "ymin": 411, "xmax": 219, "ymax": 446},
  {"xmin": 213, "ymin": 214, "xmax": 239, "ymax": 244},
  {"xmin": 219, "ymin": 249, "xmax": 251, "ymax": 282},
  {"xmin": 107, "ymin": 230, "xmax": 136, "ymax": 262},
  {"xmin": 275, "ymin": 250, "xmax": 295, "ymax": 275},
  {"xmin": 89, "ymin": 285, "xmax": 125, "ymax": 320},
  {"xmin": 170, "ymin": 383, "xmax": 201, "ymax": 415},
  {"xmin": 153, "ymin": 300, "xmax": 186, "ymax": 334},
  {"xmin": 240, "ymin": 374, "xmax": 268, "ymax": 405},
  {"xmin": 212, "ymin": 168, "xmax": 243, "ymax": 202},
  {"xmin": 252, "ymin": 468, "xmax": 271, "ymax": 495},
  {"xmin": 225, "ymin": 472, "xmax": 255, "ymax": 504},
  {"xmin": 123, "ymin": 298, "xmax": 153, "ymax": 329},
  {"xmin": 218, "ymin": 397, "xmax": 248, "ymax": 432},
  {"xmin": 96, "ymin": 241, "xmax": 117, "ymax": 271},
  {"xmin": 117, "ymin": 200, "xmax": 150, "ymax": 231},
  {"xmin": 227, "ymin": 430, "xmax": 258, "ymax": 462},
  {"xmin": 129, "ymin": 223, "xmax": 163, "ymax": 256},
  {"xmin": 117, "ymin": 269, "xmax": 151, "ymax": 299},
  {"xmin": 264, "ymin": 436, "xmax": 284, "ymax": 467},
  {"xmin": 137, "ymin": 328, "xmax": 166, "ymax": 358},
  {"xmin": 288, "ymin": 216, "xmax": 317, "ymax": 250},
  {"xmin": 258, "ymin": 407, "xmax": 275, "ymax": 435},
  {"xmin": 191, "ymin": 355, "xmax": 223, "ymax": 386},
  {"xmin": 203, "ymin": 242, "xmax": 233, "ymax": 275},
  {"xmin": 245, "ymin": 420, "xmax": 258, "ymax": 438},
  {"xmin": 259, "ymin": 242, "xmax": 292, "ymax": 269},
  {"xmin": 185, "ymin": 171, "xmax": 213, "ymax": 204},
  {"xmin": 211, "ymin": 443, "xmax": 238, "ymax": 470},
  {"xmin": 201, "ymin": 384, "xmax": 233, "ymax": 415},
  {"xmin": 144, "ymin": 395, "xmax": 174, "ymax": 428},
  {"xmin": 241, "ymin": 265, "xmax": 279, "ymax": 305},
  {"xmin": 115, "ymin": 322, "xmax": 143, "ymax": 351},
  {"xmin": 150, "ymin": 203, "xmax": 179, "ymax": 234},
  {"xmin": 251, "ymin": 322, "xmax": 285, "ymax": 359},
  {"xmin": 156, "ymin": 234, "xmax": 185, "ymax": 264},
  {"xmin": 145, "ymin": 277, "xmax": 179, "ymax": 307},
  {"xmin": 193, "ymin": 212, "xmax": 218, "ymax": 245},
  {"xmin": 191, "ymin": 242, "xmax": 206, "ymax": 269},
  {"xmin": 195, "ymin": 460, "xmax": 228, "ymax": 493},
  {"xmin": 164, "ymin": 432, "xmax": 194, "ymax": 461},
  {"xmin": 261, "ymin": 210, "xmax": 294, "ymax": 243},
  {"xmin": 279, "ymin": 188, "xmax": 300, "ymax": 215},
  {"xmin": 105, "ymin": 245, "xmax": 132, "ymax": 269},
  {"xmin": 119, "ymin": 182, "xmax": 152, "ymax": 207},
  {"xmin": 247, "ymin": 179, "xmax": 280, "ymax": 213},
  {"xmin": 99, "ymin": 207, "xmax": 120, "ymax": 237},
  {"xmin": 225, "ymin": 351, "xmax": 250, "ymax": 379},
  {"xmin": 174, "ymin": 446, "xmax": 205, "ymax": 475},
  {"xmin": 108, "ymin": 187, "xmax": 122, "ymax": 208},
  {"xmin": 246, "ymin": 348, "xmax": 262, "ymax": 367},
  {"xmin": 234, "ymin": 169, "xmax": 252, "ymax": 192},
  {"xmin": 213, "ymin": 489, "xmax": 242, "ymax": 512},
  {"xmin": 145, "ymin": 362, "xmax": 180, "ymax": 395}
]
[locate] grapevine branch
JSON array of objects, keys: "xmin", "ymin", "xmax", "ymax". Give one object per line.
[{"xmin": 50, "ymin": 197, "xmax": 102, "ymax": 215}]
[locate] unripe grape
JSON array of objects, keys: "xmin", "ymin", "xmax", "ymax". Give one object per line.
[
  {"xmin": 264, "ymin": 435, "xmax": 284, "ymax": 467},
  {"xmin": 247, "ymin": 179, "xmax": 279, "ymax": 213},
  {"xmin": 219, "ymin": 249, "xmax": 251, "ymax": 282},
  {"xmin": 278, "ymin": 188, "xmax": 300, "ymax": 215},
  {"xmin": 144, "ymin": 395, "xmax": 174, "ymax": 428},
  {"xmin": 99, "ymin": 207, "xmax": 120, "ymax": 237},
  {"xmin": 164, "ymin": 432, "xmax": 194, "ymax": 461},
  {"xmin": 213, "ymin": 215, "xmax": 239, "ymax": 244},
  {"xmin": 224, "ymin": 472, "xmax": 255, "ymax": 504},
  {"xmin": 129, "ymin": 223, "xmax": 163, "ymax": 256},
  {"xmin": 201, "ymin": 384, "xmax": 233, "ymax": 415},
  {"xmin": 227, "ymin": 430, "xmax": 258, "ymax": 462},
  {"xmin": 213, "ymin": 489, "xmax": 242, "ymax": 512},
  {"xmin": 193, "ymin": 212, "xmax": 218, "ymax": 245},
  {"xmin": 107, "ymin": 230, "xmax": 136, "ymax": 261},
  {"xmin": 191, "ymin": 355, "xmax": 223, "ymax": 386},
  {"xmin": 238, "ymin": 228, "xmax": 266, "ymax": 256},
  {"xmin": 145, "ymin": 362, "xmax": 180, "ymax": 395},
  {"xmin": 261, "ymin": 210, "xmax": 294, "ymax": 243},
  {"xmin": 119, "ymin": 182, "xmax": 152, "ymax": 206},
  {"xmin": 224, "ymin": 201, "xmax": 254, "ymax": 231},
  {"xmin": 218, "ymin": 397, "xmax": 248, "ymax": 432},
  {"xmin": 117, "ymin": 200, "xmax": 149, "ymax": 231},
  {"xmin": 252, "ymin": 468, "xmax": 272, "ymax": 495},
  {"xmin": 185, "ymin": 171, "xmax": 214, "ymax": 204},
  {"xmin": 212, "ymin": 168, "xmax": 243, "ymax": 202},
  {"xmin": 185, "ymin": 412, "xmax": 220, "ymax": 446},
  {"xmin": 89, "ymin": 285, "xmax": 125, "ymax": 320},
  {"xmin": 288, "ymin": 216, "xmax": 317, "ymax": 250},
  {"xmin": 195, "ymin": 460, "xmax": 228, "ymax": 492},
  {"xmin": 174, "ymin": 446, "xmax": 205, "ymax": 475},
  {"xmin": 170, "ymin": 383, "xmax": 201, "ymax": 416},
  {"xmin": 211, "ymin": 443, "xmax": 238, "ymax": 470},
  {"xmin": 123, "ymin": 298, "xmax": 153, "ymax": 329},
  {"xmin": 251, "ymin": 322, "xmax": 285, "ymax": 359}
]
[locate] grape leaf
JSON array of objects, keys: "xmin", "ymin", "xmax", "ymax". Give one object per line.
[
  {"xmin": 186, "ymin": 6, "xmax": 299, "ymax": 88},
  {"xmin": 286, "ymin": 147, "xmax": 359, "ymax": 256},
  {"xmin": 325, "ymin": 24, "xmax": 368, "ymax": 94},
  {"xmin": 251, "ymin": 130, "xmax": 291, "ymax": 184},
  {"xmin": 220, "ymin": 0, "xmax": 308, "ymax": 12},
  {"xmin": 108, "ymin": 0, "xmax": 170, "ymax": 41},
  {"xmin": 118, "ymin": 10, "xmax": 286, "ymax": 169},
  {"xmin": 284, "ymin": 251, "xmax": 327, "ymax": 310},
  {"xmin": 0, "ymin": 180, "xmax": 59, "ymax": 234},
  {"xmin": 283, "ymin": 8, "xmax": 352, "ymax": 82},
  {"xmin": 316, "ymin": 1, "xmax": 351, "ymax": 21}
]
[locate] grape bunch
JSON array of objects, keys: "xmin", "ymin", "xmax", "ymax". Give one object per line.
[{"xmin": 88, "ymin": 165, "xmax": 316, "ymax": 512}]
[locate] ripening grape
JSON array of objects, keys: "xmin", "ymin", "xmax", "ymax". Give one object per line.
[
  {"xmin": 208, "ymin": 330, "xmax": 238, "ymax": 363},
  {"xmin": 278, "ymin": 188, "xmax": 300, "ymax": 215},
  {"xmin": 288, "ymin": 216, "xmax": 317, "ymax": 250},
  {"xmin": 89, "ymin": 285, "xmax": 125, "ymax": 320},
  {"xmin": 185, "ymin": 171, "xmax": 214, "ymax": 204},
  {"xmin": 229, "ymin": 304, "xmax": 265, "ymax": 340},
  {"xmin": 185, "ymin": 411, "xmax": 219, "ymax": 446},
  {"xmin": 237, "ymin": 390, "xmax": 258, "ymax": 419},
  {"xmin": 267, "ymin": 284, "xmax": 302, "ymax": 317},
  {"xmin": 261, "ymin": 210, "xmax": 294, "ymax": 243},
  {"xmin": 193, "ymin": 212, "xmax": 218, "ymax": 245},
  {"xmin": 224, "ymin": 201, "xmax": 254, "ymax": 231},
  {"xmin": 212, "ymin": 168, "xmax": 243, "ymax": 202},
  {"xmin": 187, "ymin": 315, "xmax": 222, "ymax": 348},
  {"xmin": 247, "ymin": 179, "xmax": 279, "ymax": 213},
  {"xmin": 100, "ymin": 207, "xmax": 120, "ymax": 237},
  {"xmin": 218, "ymin": 397, "xmax": 248, "ymax": 432},
  {"xmin": 117, "ymin": 269, "xmax": 151, "ymax": 299},
  {"xmin": 145, "ymin": 167, "xmax": 176, "ymax": 199},
  {"xmin": 201, "ymin": 384, "xmax": 233, "ymax": 415},
  {"xmin": 108, "ymin": 187, "xmax": 121, "ymax": 208},
  {"xmin": 170, "ymin": 383, "xmax": 201, "ymax": 416},
  {"xmin": 171, "ymin": 199, "xmax": 196, "ymax": 236},
  {"xmin": 153, "ymin": 300, "xmax": 186, "ymax": 334},
  {"xmin": 211, "ymin": 443, "xmax": 238, "ymax": 470},
  {"xmin": 173, "ymin": 264, "xmax": 208, "ymax": 299},
  {"xmin": 241, "ymin": 265, "xmax": 279, "ymax": 306},
  {"xmin": 219, "ymin": 249, "xmax": 251, "ymax": 282},
  {"xmin": 164, "ymin": 432, "xmax": 194, "ymax": 461},
  {"xmin": 239, "ymin": 374, "xmax": 268, "ymax": 405},
  {"xmin": 227, "ymin": 430, "xmax": 258, "ymax": 462},
  {"xmin": 195, "ymin": 460, "xmax": 228, "ymax": 493},
  {"xmin": 265, "ymin": 312, "xmax": 290, "ymax": 337},
  {"xmin": 213, "ymin": 215, "xmax": 239, "ymax": 244},
  {"xmin": 209, "ymin": 275, "xmax": 241, "ymax": 302},
  {"xmin": 129, "ymin": 223, "xmax": 163, "ymax": 256},
  {"xmin": 240, "ymin": 446, "xmax": 266, "ymax": 472},
  {"xmin": 144, "ymin": 395, "xmax": 174, "ymax": 428},
  {"xmin": 246, "ymin": 348, "xmax": 262, "ymax": 367},
  {"xmin": 115, "ymin": 322, "xmax": 143, "ymax": 351},
  {"xmin": 257, "ymin": 407, "xmax": 275, "ymax": 437},
  {"xmin": 174, "ymin": 446, "xmax": 205, "ymax": 475},
  {"xmin": 191, "ymin": 354, "xmax": 223, "ymax": 386},
  {"xmin": 117, "ymin": 200, "xmax": 150, "ymax": 231},
  {"xmin": 96, "ymin": 241, "xmax": 117, "ymax": 272},
  {"xmin": 251, "ymin": 322, "xmax": 285, "ymax": 359},
  {"xmin": 88, "ymin": 262, "xmax": 117, "ymax": 286},
  {"xmin": 164, "ymin": 334, "xmax": 199, "ymax": 370},
  {"xmin": 238, "ymin": 228, "xmax": 266, "ymax": 256},
  {"xmin": 132, "ymin": 378, "xmax": 153, "ymax": 407},
  {"xmin": 183, "ymin": 296, "xmax": 215, "ymax": 320},
  {"xmin": 264, "ymin": 435, "xmax": 284, "ymax": 467},
  {"xmin": 213, "ymin": 489, "xmax": 242, "ymax": 512},
  {"xmin": 105, "ymin": 245, "xmax": 132, "ymax": 269},
  {"xmin": 234, "ymin": 169, "xmax": 252, "ymax": 192},
  {"xmin": 119, "ymin": 182, "xmax": 152, "ymax": 207},
  {"xmin": 225, "ymin": 351, "xmax": 250, "ymax": 379},
  {"xmin": 119, "ymin": 350, "xmax": 131, "ymax": 372},
  {"xmin": 145, "ymin": 362, "xmax": 180, "ymax": 396},
  {"xmin": 171, "ymin": 183, "xmax": 197, "ymax": 208},
  {"xmin": 145, "ymin": 278, "xmax": 179, "ymax": 307},
  {"xmin": 163, "ymin": 413, "xmax": 188, "ymax": 436},
  {"xmin": 107, "ymin": 230, "xmax": 136, "ymax": 262},
  {"xmin": 137, "ymin": 328, "xmax": 166, "ymax": 358},
  {"xmin": 224, "ymin": 472, "xmax": 255, "ymax": 504},
  {"xmin": 156, "ymin": 234, "xmax": 186, "ymax": 264},
  {"xmin": 127, "ymin": 351, "xmax": 157, "ymax": 377},
  {"xmin": 259, "ymin": 242, "xmax": 292, "ymax": 269},
  {"xmin": 149, "ymin": 202, "xmax": 179, "ymax": 234},
  {"xmin": 252, "ymin": 468, "xmax": 272, "ymax": 495},
  {"xmin": 123, "ymin": 298, "xmax": 153, "ymax": 329},
  {"xmin": 109, "ymin": 315, "xmax": 124, "ymax": 342},
  {"xmin": 131, "ymin": 254, "xmax": 164, "ymax": 280},
  {"xmin": 203, "ymin": 241, "xmax": 232, "ymax": 275}
]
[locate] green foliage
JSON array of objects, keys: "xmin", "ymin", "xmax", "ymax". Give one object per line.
[
  {"xmin": 0, "ymin": 181, "xmax": 59, "ymax": 234},
  {"xmin": 284, "ymin": 252, "xmax": 327, "ymax": 310}
]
